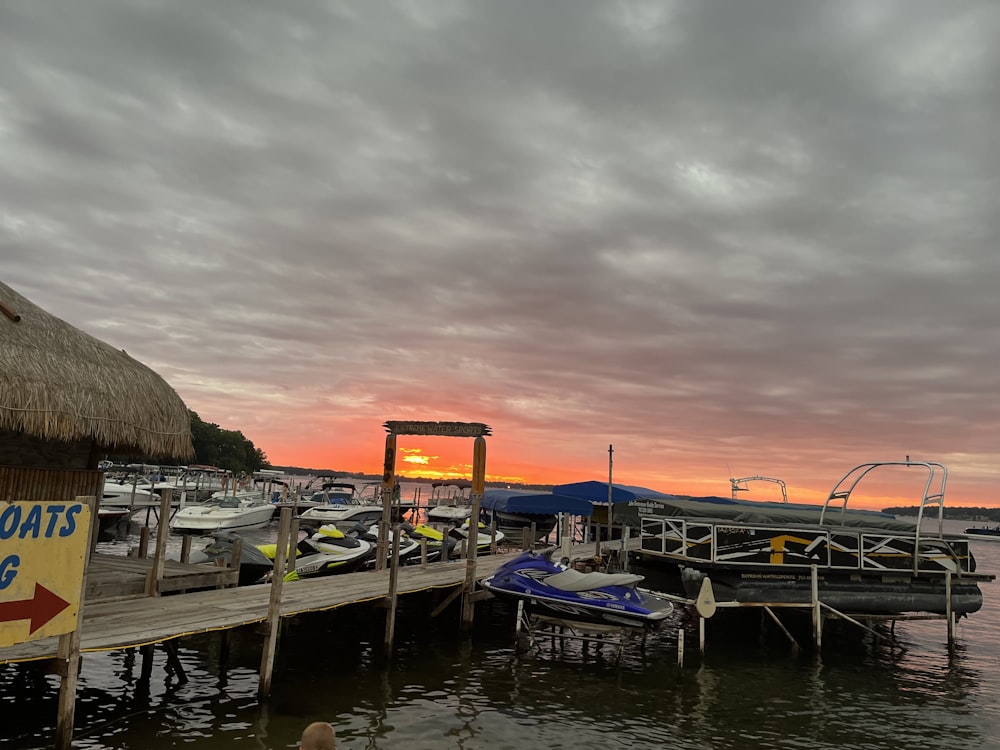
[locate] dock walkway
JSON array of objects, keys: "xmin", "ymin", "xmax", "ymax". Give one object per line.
[{"xmin": 0, "ymin": 549, "xmax": 526, "ymax": 665}]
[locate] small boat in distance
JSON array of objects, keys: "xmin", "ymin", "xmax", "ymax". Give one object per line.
[{"xmin": 965, "ymin": 525, "xmax": 1000, "ymax": 541}]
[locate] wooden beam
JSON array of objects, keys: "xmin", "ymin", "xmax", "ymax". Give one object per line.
[
  {"xmin": 430, "ymin": 585, "xmax": 463, "ymax": 618},
  {"xmin": 146, "ymin": 488, "xmax": 172, "ymax": 596},
  {"xmin": 54, "ymin": 496, "xmax": 97, "ymax": 750},
  {"xmin": 259, "ymin": 507, "xmax": 291, "ymax": 699},
  {"xmin": 383, "ymin": 527, "xmax": 402, "ymax": 658}
]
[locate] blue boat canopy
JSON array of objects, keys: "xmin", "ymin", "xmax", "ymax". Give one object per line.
[
  {"xmin": 552, "ymin": 481, "xmax": 677, "ymax": 505},
  {"xmin": 481, "ymin": 489, "xmax": 593, "ymax": 516}
]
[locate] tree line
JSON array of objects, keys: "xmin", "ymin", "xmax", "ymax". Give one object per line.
[
  {"xmin": 882, "ymin": 506, "xmax": 1000, "ymax": 522},
  {"xmin": 108, "ymin": 410, "xmax": 270, "ymax": 476}
]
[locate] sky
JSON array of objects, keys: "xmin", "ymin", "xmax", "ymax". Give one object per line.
[{"xmin": 3, "ymin": 0, "xmax": 1000, "ymax": 510}]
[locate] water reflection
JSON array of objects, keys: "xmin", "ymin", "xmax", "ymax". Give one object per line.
[{"xmin": 4, "ymin": 527, "xmax": 1000, "ymax": 748}]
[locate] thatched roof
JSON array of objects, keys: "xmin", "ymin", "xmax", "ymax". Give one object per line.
[{"xmin": 0, "ymin": 280, "xmax": 194, "ymax": 459}]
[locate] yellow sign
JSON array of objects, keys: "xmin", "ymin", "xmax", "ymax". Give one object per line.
[{"xmin": 0, "ymin": 501, "xmax": 91, "ymax": 648}]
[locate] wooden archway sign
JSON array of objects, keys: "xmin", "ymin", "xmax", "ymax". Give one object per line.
[
  {"xmin": 378, "ymin": 421, "xmax": 490, "ymax": 642},
  {"xmin": 378, "ymin": 421, "xmax": 490, "ymax": 567}
]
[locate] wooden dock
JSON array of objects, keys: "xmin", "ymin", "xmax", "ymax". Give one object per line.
[
  {"xmin": 84, "ymin": 552, "xmax": 240, "ymax": 599},
  {"xmin": 0, "ymin": 548, "xmax": 530, "ymax": 665}
]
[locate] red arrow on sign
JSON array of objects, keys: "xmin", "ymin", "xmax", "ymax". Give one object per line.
[{"xmin": 0, "ymin": 583, "xmax": 71, "ymax": 634}]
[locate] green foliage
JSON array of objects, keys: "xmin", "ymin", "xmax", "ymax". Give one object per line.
[
  {"xmin": 110, "ymin": 412, "xmax": 270, "ymax": 474},
  {"xmin": 188, "ymin": 411, "xmax": 269, "ymax": 474}
]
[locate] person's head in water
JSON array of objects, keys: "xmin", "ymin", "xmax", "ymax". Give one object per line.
[{"xmin": 300, "ymin": 721, "xmax": 337, "ymax": 750}]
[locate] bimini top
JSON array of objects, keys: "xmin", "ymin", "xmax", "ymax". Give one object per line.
[
  {"xmin": 481, "ymin": 489, "xmax": 593, "ymax": 516},
  {"xmin": 552, "ymin": 481, "xmax": 677, "ymax": 505}
]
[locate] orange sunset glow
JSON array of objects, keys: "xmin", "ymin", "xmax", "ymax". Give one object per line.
[{"xmin": 247, "ymin": 416, "xmax": 997, "ymax": 512}]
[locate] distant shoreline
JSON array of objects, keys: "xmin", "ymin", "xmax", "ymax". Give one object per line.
[
  {"xmin": 269, "ymin": 466, "xmax": 553, "ymax": 491},
  {"xmin": 883, "ymin": 505, "xmax": 1000, "ymax": 522}
]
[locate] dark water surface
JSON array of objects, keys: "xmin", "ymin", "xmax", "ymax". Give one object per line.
[{"xmin": 3, "ymin": 519, "xmax": 999, "ymax": 750}]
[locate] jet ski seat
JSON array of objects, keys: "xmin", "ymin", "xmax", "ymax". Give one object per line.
[{"xmin": 544, "ymin": 568, "xmax": 644, "ymax": 592}]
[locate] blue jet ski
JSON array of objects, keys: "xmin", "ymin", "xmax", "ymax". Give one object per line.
[{"xmin": 481, "ymin": 546, "xmax": 674, "ymax": 630}]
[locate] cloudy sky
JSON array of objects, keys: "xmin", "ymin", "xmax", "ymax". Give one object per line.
[{"xmin": 4, "ymin": 0, "xmax": 1000, "ymax": 507}]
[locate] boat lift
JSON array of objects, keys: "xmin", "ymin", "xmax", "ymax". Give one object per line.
[
  {"xmin": 512, "ymin": 600, "xmax": 650, "ymax": 662},
  {"xmin": 642, "ymin": 565, "xmax": 975, "ymax": 666}
]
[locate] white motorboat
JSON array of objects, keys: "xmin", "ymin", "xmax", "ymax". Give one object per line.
[
  {"xmin": 425, "ymin": 480, "xmax": 473, "ymax": 525},
  {"xmin": 169, "ymin": 493, "xmax": 276, "ymax": 534},
  {"xmin": 298, "ymin": 500, "xmax": 386, "ymax": 531},
  {"xmin": 298, "ymin": 481, "xmax": 391, "ymax": 530},
  {"xmin": 426, "ymin": 504, "xmax": 472, "ymax": 524},
  {"xmin": 100, "ymin": 477, "xmax": 162, "ymax": 508}
]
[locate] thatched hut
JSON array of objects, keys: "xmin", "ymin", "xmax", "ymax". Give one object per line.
[{"xmin": 0, "ymin": 280, "xmax": 193, "ymax": 501}]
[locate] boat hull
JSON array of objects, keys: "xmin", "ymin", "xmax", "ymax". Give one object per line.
[{"xmin": 675, "ymin": 564, "xmax": 985, "ymax": 615}]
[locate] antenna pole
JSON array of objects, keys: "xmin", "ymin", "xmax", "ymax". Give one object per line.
[{"xmin": 607, "ymin": 443, "xmax": 614, "ymax": 543}]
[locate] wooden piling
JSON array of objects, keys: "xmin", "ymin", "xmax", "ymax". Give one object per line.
[
  {"xmin": 946, "ymin": 571, "xmax": 954, "ymax": 651},
  {"xmin": 461, "ymin": 436, "xmax": 486, "ymax": 631},
  {"xmin": 258, "ymin": 507, "xmax": 292, "ymax": 699},
  {"xmin": 137, "ymin": 526, "xmax": 150, "ymax": 558},
  {"xmin": 146, "ymin": 488, "xmax": 172, "ymax": 596},
  {"xmin": 811, "ymin": 564, "xmax": 822, "ymax": 650},
  {"xmin": 54, "ymin": 496, "xmax": 97, "ymax": 750},
  {"xmin": 383, "ymin": 526, "xmax": 402, "ymax": 658}
]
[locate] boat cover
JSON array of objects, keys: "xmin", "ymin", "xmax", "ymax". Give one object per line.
[
  {"xmin": 554, "ymin": 482, "xmax": 915, "ymax": 532},
  {"xmin": 552, "ymin": 481, "xmax": 676, "ymax": 505},
  {"xmin": 481, "ymin": 489, "xmax": 592, "ymax": 516}
]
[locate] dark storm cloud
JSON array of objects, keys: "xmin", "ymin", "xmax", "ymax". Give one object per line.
[{"xmin": 3, "ymin": 0, "xmax": 1000, "ymax": 493}]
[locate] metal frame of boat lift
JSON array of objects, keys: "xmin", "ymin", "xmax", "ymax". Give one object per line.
[
  {"xmin": 512, "ymin": 600, "xmax": 650, "ymax": 662},
  {"xmin": 641, "ymin": 566, "xmax": 976, "ymax": 664}
]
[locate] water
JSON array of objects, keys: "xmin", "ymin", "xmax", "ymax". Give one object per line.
[{"xmin": 3, "ymin": 516, "xmax": 999, "ymax": 749}]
